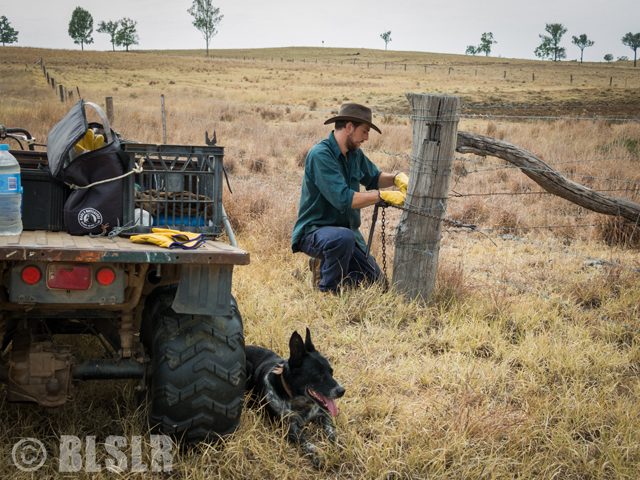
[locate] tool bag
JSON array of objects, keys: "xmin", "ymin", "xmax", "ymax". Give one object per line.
[{"xmin": 46, "ymin": 100, "xmax": 128, "ymax": 235}]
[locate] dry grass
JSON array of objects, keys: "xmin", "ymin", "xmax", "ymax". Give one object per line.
[{"xmin": 1, "ymin": 46, "xmax": 640, "ymax": 478}]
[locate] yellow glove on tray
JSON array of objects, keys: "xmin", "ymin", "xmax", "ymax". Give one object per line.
[
  {"xmin": 130, "ymin": 228, "xmax": 205, "ymax": 249},
  {"xmin": 394, "ymin": 172, "xmax": 409, "ymax": 195},
  {"xmin": 379, "ymin": 190, "xmax": 405, "ymax": 207}
]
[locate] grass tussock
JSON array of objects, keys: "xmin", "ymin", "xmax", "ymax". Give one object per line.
[{"xmin": 0, "ymin": 46, "xmax": 639, "ymax": 478}]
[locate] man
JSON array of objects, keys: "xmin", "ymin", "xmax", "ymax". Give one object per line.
[{"xmin": 291, "ymin": 103, "xmax": 408, "ymax": 293}]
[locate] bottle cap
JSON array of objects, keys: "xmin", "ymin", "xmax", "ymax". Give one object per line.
[{"xmin": 0, "ymin": 145, "xmax": 9, "ymax": 151}]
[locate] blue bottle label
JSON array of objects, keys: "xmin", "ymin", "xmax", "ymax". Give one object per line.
[{"xmin": 0, "ymin": 173, "xmax": 21, "ymax": 193}]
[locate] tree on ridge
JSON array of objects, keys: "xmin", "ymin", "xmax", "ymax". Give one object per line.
[{"xmin": 68, "ymin": 7, "xmax": 94, "ymax": 50}]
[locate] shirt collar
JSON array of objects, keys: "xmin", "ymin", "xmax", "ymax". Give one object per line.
[{"xmin": 328, "ymin": 131, "xmax": 347, "ymax": 161}]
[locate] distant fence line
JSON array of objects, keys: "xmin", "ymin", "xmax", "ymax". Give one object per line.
[
  {"xmin": 32, "ymin": 58, "xmax": 83, "ymax": 103},
  {"xmin": 206, "ymin": 55, "xmax": 640, "ymax": 88}
]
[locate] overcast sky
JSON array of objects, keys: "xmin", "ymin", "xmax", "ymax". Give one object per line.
[{"xmin": 2, "ymin": 0, "xmax": 638, "ymax": 62}]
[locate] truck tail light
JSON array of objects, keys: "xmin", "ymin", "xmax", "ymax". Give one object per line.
[
  {"xmin": 96, "ymin": 267, "xmax": 115, "ymax": 285},
  {"xmin": 47, "ymin": 265, "xmax": 91, "ymax": 290},
  {"xmin": 21, "ymin": 266, "xmax": 42, "ymax": 285}
]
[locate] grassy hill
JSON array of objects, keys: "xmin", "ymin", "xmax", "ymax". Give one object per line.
[{"xmin": 0, "ymin": 46, "xmax": 639, "ymax": 479}]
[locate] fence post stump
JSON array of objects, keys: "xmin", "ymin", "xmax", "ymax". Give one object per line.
[
  {"xmin": 392, "ymin": 93, "xmax": 461, "ymax": 302},
  {"xmin": 105, "ymin": 97, "xmax": 114, "ymax": 125},
  {"xmin": 161, "ymin": 94, "xmax": 167, "ymax": 144}
]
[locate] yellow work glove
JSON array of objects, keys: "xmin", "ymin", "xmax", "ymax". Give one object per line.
[
  {"xmin": 379, "ymin": 190, "xmax": 405, "ymax": 207},
  {"xmin": 73, "ymin": 129, "xmax": 105, "ymax": 154},
  {"xmin": 130, "ymin": 232, "xmax": 175, "ymax": 248},
  {"xmin": 152, "ymin": 228, "xmax": 205, "ymax": 249},
  {"xmin": 394, "ymin": 172, "xmax": 409, "ymax": 195},
  {"xmin": 131, "ymin": 229, "xmax": 205, "ymax": 249}
]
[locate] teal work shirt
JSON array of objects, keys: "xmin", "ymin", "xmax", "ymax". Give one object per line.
[{"xmin": 291, "ymin": 131, "xmax": 381, "ymax": 253}]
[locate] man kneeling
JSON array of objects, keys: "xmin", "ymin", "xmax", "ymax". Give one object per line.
[{"xmin": 291, "ymin": 103, "xmax": 408, "ymax": 293}]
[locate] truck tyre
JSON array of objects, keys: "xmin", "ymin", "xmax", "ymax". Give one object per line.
[{"xmin": 143, "ymin": 287, "xmax": 245, "ymax": 445}]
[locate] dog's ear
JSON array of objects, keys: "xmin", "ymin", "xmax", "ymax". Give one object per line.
[
  {"xmin": 304, "ymin": 327, "xmax": 316, "ymax": 352},
  {"xmin": 289, "ymin": 331, "xmax": 307, "ymax": 367}
]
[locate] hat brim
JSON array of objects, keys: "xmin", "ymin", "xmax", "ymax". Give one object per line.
[{"xmin": 324, "ymin": 116, "xmax": 382, "ymax": 134}]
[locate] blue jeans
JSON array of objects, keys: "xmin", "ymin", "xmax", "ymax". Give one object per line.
[{"xmin": 298, "ymin": 226, "xmax": 384, "ymax": 292}]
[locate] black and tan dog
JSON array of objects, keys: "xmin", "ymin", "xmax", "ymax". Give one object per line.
[{"xmin": 245, "ymin": 328, "xmax": 345, "ymax": 465}]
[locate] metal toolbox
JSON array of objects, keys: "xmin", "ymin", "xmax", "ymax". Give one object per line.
[{"xmin": 122, "ymin": 143, "xmax": 224, "ymax": 235}]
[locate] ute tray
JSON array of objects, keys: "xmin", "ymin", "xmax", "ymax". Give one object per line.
[{"xmin": 0, "ymin": 231, "xmax": 249, "ymax": 265}]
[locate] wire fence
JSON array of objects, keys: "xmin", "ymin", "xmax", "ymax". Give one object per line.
[{"xmin": 111, "ymin": 93, "xmax": 640, "ymax": 333}]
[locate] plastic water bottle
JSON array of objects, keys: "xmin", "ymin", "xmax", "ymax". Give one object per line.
[{"xmin": 0, "ymin": 144, "xmax": 23, "ymax": 236}]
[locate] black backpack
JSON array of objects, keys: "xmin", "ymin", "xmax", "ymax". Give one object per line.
[{"xmin": 46, "ymin": 100, "xmax": 128, "ymax": 235}]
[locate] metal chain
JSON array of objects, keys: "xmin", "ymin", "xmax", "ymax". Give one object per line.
[
  {"xmin": 388, "ymin": 203, "xmax": 477, "ymax": 230},
  {"xmin": 380, "ymin": 207, "xmax": 388, "ymax": 291}
]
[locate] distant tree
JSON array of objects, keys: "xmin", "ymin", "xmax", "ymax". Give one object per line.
[
  {"xmin": 477, "ymin": 32, "xmax": 497, "ymax": 56},
  {"xmin": 534, "ymin": 23, "xmax": 567, "ymax": 62},
  {"xmin": 571, "ymin": 34, "xmax": 594, "ymax": 64},
  {"xmin": 617, "ymin": 56, "xmax": 629, "ymax": 61},
  {"xmin": 68, "ymin": 7, "xmax": 94, "ymax": 50},
  {"xmin": 97, "ymin": 20, "xmax": 119, "ymax": 51},
  {"xmin": 0, "ymin": 16, "xmax": 19, "ymax": 47},
  {"xmin": 604, "ymin": 53, "xmax": 613, "ymax": 62},
  {"xmin": 187, "ymin": 0, "xmax": 223, "ymax": 57},
  {"xmin": 465, "ymin": 45, "xmax": 477, "ymax": 55},
  {"xmin": 115, "ymin": 17, "xmax": 138, "ymax": 52},
  {"xmin": 380, "ymin": 31, "xmax": 392, "ymax": 50},
  {"xmin": 621, "ymin": 32, "xmax": 640, "ymax": 67}
]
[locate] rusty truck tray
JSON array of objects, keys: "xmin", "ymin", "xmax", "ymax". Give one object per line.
[{"xmin": 0, "ymin": 231, "xmax": 249, "ymax": 265}]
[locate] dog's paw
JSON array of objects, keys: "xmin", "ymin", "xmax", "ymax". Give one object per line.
[
  {"xmin": 308, "ymin": 450, "xmax": 325, "ymax": 468},
  {"xmin": 303, "ymin": 442, "xmax": 325, "ymax": 468}
]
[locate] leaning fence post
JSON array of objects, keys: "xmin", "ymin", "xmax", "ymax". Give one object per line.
[
  {"xmin": 105, "ymin": 97, "xmax": 114, "ymax": 125},
  {"xmin": 161, "ymin": 94, "xmax": 167, "ymax": 144},
  {"xmin": 392, "ymin": 93, "xmax": 461, "ymax": 302}
]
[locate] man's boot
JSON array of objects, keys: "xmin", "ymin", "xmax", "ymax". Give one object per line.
[{"xmin": 308, "ymin": 257, "xmax": 321, "ymax": 288}]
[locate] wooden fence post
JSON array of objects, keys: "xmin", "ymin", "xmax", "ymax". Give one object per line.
[
  {"xmin": 59, "ymin": 85, "xmax": 64, "ymax": 102},
  {"xmin": 392, "ymin": 93, "xmax": 461, "ymax": 302},
  {"xmin": 105, "ymin": 97, "xmax": 114, "ymax": 125},
  {"xmin": 161, "ymin": 94, "xmax": 167, "ymax": 144}
]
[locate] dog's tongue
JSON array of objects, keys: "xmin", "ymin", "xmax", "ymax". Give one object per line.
[{"xmin": 323, "ymin": 396, "xmax": 338, "ymax": 417}]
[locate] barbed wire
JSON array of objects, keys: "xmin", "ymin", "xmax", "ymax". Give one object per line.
[
  {"xmin": 115, "ymin": 108, "xmax": 161, "ymax": 115},
  {"xmin": 117, "ymin": 120, "xmax": 164, "ymax": 132},
  {"xmin": 452, "ymin": 187, "xmax": 640, "ymax": 198},
  {"xmin": 164, "ymin": 111, "xmax": 413, "ymax": 160},
  {"xmin": 462, "ymin": 103, "xmax": 640, "ymax": 110},
  {"xmin": 472, "ymin": 229, "xmax": 640, "ymax": 274},
  {"xmin": 436, "ymin": 255, "xmax": 639, "ymax": 333},
  {"xmin": 455, "ymin": 157, "xmax": 640, "ymax": 186},
  {"xmin": 459, "ymin": 113, "xmax": 639, "ymax": 122},
  {"xmin": 550, "ymin": 155, "xmax": 640, "ymax": 166},
  {"xmin": 225, "ymin": 150, "xmax": 303, "ymax": 178}
]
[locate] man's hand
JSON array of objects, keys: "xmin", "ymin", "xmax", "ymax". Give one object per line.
[
  {"xmin": 379, "ymin": 190, "xmax": 405, "ymax": 206},
  {"xmin": 394, "ymin": 172, "xmax": 409, "ymax": 195}
]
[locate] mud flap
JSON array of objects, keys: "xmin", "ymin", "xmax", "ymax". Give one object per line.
[{"xmin": 172, "ymin": 265, "xmax": 233, "ymax": 316}]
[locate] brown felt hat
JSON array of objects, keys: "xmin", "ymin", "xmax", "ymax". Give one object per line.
[{"xmin": 324, "ymin": 103, "xmax": 381, "ymax": 134}]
